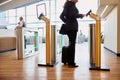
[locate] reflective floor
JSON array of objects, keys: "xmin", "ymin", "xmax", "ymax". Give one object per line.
[{"xmin": 0, "ymin": 42, "xmax": 120, "ymax": 80}]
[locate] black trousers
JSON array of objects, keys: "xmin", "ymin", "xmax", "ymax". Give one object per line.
[{"xmin": 67, "ymin": 30, "xmax": 77, "ymax": 65}]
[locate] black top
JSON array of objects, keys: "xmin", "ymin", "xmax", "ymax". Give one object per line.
[{"xmin": 60, "ymin": 1, "xmax": 83, "ymax": 32}]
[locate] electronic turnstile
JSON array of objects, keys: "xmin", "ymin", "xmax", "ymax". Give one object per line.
[
  {"xmin": 16, "ymin": 27, "xmax": 39, "ymax": 59},
  {"xmin": 38, "ymin": 14, "xmax": 57, "ymax": 67},
  {"xmin": 88, "ymin": 10, "xmax": 110, "ymax": 71}
]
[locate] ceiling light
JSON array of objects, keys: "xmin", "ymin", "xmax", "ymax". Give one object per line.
[
  {"xmin": 100, "ymin": 5, "xmax": 109, "ymax": 17},
  {"xmin": 0, "ymin": 0, "xmax": 12, "ymax": 6}
]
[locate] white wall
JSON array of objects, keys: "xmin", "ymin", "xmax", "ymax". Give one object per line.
[{"xmin": 104, "ymin": 6, "xmax": 117, "ymax": 53}]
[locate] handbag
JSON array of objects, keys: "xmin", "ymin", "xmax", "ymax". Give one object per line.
[{"xmin": 59, "ymin": 24, "xmax": 67, "ymax": 35}]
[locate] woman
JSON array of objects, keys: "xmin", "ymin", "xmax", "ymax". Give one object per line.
[
  {"xmin": 60, "ymin": 0, "xmax": 85, "ymax": 68},
  {"xmin": 18, "ymin": 16, "xmax": 26, "ymax": 27}
]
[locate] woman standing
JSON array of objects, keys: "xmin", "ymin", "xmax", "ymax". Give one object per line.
[{"xmin": 60, "ymin": 0, "xmax": 85, "ymax": 68}]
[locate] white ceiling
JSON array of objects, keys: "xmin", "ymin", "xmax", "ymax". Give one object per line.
[{"xmin": 0, "ymin": 0, "xmax": 41, "ymax": 12}]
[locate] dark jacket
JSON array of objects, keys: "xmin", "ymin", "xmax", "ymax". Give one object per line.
[{"xmin": 60, "ymin": 1, "xmax": 83, "ymax": 32}]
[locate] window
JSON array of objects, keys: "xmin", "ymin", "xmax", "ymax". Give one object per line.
[
  {"xmin": 8, "ymin": 9, "xmax": 16, "ymax": 24},
  {"xmin": 0, "ymin": 11, "xmax": 8, "ymax": 21}
]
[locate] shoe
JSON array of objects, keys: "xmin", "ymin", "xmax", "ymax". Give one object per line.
[
  {"xmin": 63, "ymin": 62, "xmax": 68, "ymax": 65},
  {"xmin": 68, "ymin": 65, "xmax": 78, "ymax": 68}
]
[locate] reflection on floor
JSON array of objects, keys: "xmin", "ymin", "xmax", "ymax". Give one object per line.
[{"xmin": 0, "ymin": 42, "xmax": 120, "ymax": 80}]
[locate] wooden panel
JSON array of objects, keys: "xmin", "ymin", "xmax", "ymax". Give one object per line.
[
  {"xmin": 0, "ymin": 37, "xmax": 16, "ymax": 51},
  {"xmin": 97, "ymin": 0, "xmax": 118, "ymax": 18},
  {"xmin": 99, "ymin": 0, "xmax": 119, "ymax": 5}
]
